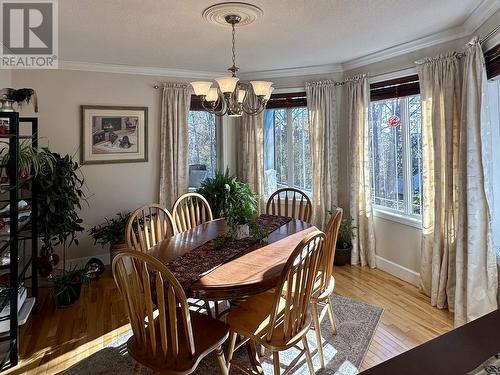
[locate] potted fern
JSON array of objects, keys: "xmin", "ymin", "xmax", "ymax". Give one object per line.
[
  {"xmin": 334, "ymin": 216, "xmax": 356, "ymax": 266},
  {"xmin": 198, "ymin": 169, "xmax": 258, "ymax": 239},
  {"xmin": 89, "ymin": 212, "xmax": 131, "ymax": 263}
]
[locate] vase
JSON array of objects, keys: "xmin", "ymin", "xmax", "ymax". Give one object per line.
[
  {"xmin": 234, "ymin": 224, "xmax": 249, "ymax": 240},
  {"xmin": 0, "ymin": 99, "xmax": 15, "ymax": 112},
  {"xmin": 109, "ymin": 241, "xmax": 128, "ymax": 263}
]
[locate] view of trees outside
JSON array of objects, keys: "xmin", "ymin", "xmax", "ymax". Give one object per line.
[
  {"xmin": 292, "ymin": 107, "xmax": 312, "ymax": 192},
  {"xmin": 370, "ymin": 95, "xmax": 422, "ymax": 215},
  {"xmin": 264, "ymin": 107, "xmax": 312, "ymax": 193},
  {"xmin": 188, "ymin": 111, "xmax": 217, "ymax": 179}
]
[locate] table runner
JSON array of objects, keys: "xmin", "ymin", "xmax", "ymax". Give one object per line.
[{"xmin": 165, "ymin": 214, "xmax": 292, "ymax": 292}]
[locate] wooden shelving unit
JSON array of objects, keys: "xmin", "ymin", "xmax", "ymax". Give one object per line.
[{"xmin": 0, "ymin": 112, "xmax": 38, "ymax": 369}]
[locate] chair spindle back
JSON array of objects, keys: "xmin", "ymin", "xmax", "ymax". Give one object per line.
[
  {"xmin": 172, "ymin": 193, "xmax": 213, "ymax": 233},
  {"xmin": 266, "ymin": 188, "xmax": 312, "ymax": 223}
]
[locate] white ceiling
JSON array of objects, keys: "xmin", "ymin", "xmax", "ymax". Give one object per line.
[{"xmin": 60, "ymin": 0, "xmax": 490, "ymax": 75}]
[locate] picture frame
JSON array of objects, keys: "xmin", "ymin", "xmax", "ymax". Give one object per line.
[{"xmin": 80, "ymin": 105, "xmax": 148, "ymax": 164}]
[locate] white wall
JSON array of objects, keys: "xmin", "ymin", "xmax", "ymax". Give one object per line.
[{"xmin": 0, "ymin": 69, "xmax": 12, "ymax": 88}]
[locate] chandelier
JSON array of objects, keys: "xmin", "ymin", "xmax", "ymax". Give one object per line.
[{"xmin": 190, "ymin": 14, "xmax": 274, "ymax": 117}]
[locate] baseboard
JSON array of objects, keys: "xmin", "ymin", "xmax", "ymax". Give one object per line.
[
  {"xmin": 65, "ymin": 253, "xmax": 110, "ymax": 270},
  {"xmin": 376, "ymin": 256, "xmax": 420, "ymax": 287}
]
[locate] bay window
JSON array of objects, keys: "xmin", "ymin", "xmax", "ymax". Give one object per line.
[
  {"xmin": 263, "ymin": 93, "xmax": 312, "ymax": 197},
  {"xmin": 369, "ymin": 76, "xmax": 422, "ymax": 220}
]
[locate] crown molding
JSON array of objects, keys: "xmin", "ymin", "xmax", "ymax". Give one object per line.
[
  {"xmin": 238, "ymin": 63, "xmax": 343, "ymax": 80},
  {"xmin": 59, "ymin": 0, "xmax": 500, "ymax": 79},
  {"xmin": 341, "ymin": 26, "xmax": 470, "ymax": 71},
  {"xmin": 463, "ymin": 0, "xmax": 500, "ymax": 33},
  {"xmin": 59, "ymin": 60, "xmax": 225, "ymax": 79},
  {"xmin": 342, "ymin": 0, "xmax": 500, "ymax": 71}
]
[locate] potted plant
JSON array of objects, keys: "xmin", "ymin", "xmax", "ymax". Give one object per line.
[
  {"xmin": 198, "ymin": 169, "xmax": 259, "ymax": 239},
  {"xmin": 36, "ymin": 151, "xmax": 87, "ymax": 307},
  {"xmin": 89, "ymin": 212, "xmax": 131, "ymax": 263},
  {"xmin": 0, "ymin": 141, "xmax": 55, "ymax": 181},
  {"xmin": 334, "ymin": 216, "xmax": 356, "ymax": 266}
]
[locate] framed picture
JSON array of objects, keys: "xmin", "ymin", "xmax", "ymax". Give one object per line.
[{"xmin": 80, "ymin": 105, "xmax": 148, "ymax": 164}]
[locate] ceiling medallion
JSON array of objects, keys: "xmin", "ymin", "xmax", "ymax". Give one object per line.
[
  {"xmin": 191, "ymin": 3, "xmax": 272, "ymax": 117},
  {"xmin": 202, "ymin": 2, "xmax": 263, "ymax": 27}
]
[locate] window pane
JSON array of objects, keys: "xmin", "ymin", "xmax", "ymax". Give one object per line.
[
  {"xmin": 292, "ymin": 107, "xmax": 312, "ymax": 192},
  {"xmin": 409, "ymin": 95, "xmax": 422, "ymax": 215},
  {"xmin": 188, "ymin": 111, "xmax": 217, "ymax": 187},
  {"xmin": 263, "ymin": 107, "xmax": 312, "ymax": 196},
  {"xmin": 370, "ymin": 98, "xmax": 404, "ymax": 211}
]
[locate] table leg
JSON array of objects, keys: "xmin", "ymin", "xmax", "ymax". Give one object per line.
[{"xmin": 246, "ymin": 340, "xmax": 264, "ymax": 375}]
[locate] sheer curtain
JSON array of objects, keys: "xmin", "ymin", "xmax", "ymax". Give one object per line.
[
  {"xmin": 237, "ymin": 91, "xmax": 265, "ymax": 211},
  {"xmin": 418, "ymin": 38, "xmax": 498, "ymax": 325},
  {"xmin": 306, "ymin": 81, "xmax": 339, "ymax": 229},
  {"xmin": 159, "ymin": 83, "xmax": 191, "ymax": 209},
  {"xmin": 346, "ymin": 75, "xmax": 376, "ymax": 268}
]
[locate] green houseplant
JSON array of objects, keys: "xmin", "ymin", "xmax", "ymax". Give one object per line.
[
  {"xmin": 334, "ymin": 216, "xmax": 357, "ymax": 266},
  {"xmin": 198, "ymin": 169, "xmax": 259, "ymax": 239},
  {"xmin": 0, "ymin": 141, "xmax": 55, "ymax": 180},
  {"xmin": 37, "ymin": 151, "xmax": 87, "ymax": 307},
  {"xmin": 89, "ymin": 212, "xmax": 131, "ymax": 263}
]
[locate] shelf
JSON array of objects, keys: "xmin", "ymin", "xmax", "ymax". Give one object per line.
[
  {"xmin": 0, "ymin": 297, "xmax": 35, "ymax": 329},
  {"xmin": 0, "ymin": 339, "xmax": 15, "ymax": 369}
]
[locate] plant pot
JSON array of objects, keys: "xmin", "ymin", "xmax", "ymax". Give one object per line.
[
  {"xmin": 55, "ymin": 282, "xmax": 82, "ymax": 308},
  {"xmin": 110, "ymin": 241, "xmax": 128, "ymax": 263},
  {"xmin": 233, "ymin": 224, "xmax": 249, "ymax": 240},
  {"xmin": 334, "ymin": 245, "xmax": 352, "ymax": 266}
]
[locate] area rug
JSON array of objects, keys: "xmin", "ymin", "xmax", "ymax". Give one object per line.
[{"xmin": 60, "ymin": 295, "xmax": 382, "ymax": 375}]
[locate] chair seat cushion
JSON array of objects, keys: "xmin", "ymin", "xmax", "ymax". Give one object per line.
[
  {"xmin": 127, "ymin": 309, "xmax": 228, "ymax": 373},
  {"xmin": 227, "ymin": 291, "xmax": 311, "ymax": 350}
]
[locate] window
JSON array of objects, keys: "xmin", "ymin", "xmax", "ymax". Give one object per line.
[
  {"xmin": 487, "ymin": 78, "xmax": 500, "ymax": 256},
  {"xmin": 263, "ymin": 107, "xmax": 312, "ymax": 196},
  {"xmin": 370, "ymin": 94, "xmax": 422, "ymax": 218},
  {"xmin": 187, "ymin": 110, "xmax": 217, "ymax": 188}
]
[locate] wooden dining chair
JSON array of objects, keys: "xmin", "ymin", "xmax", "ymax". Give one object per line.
[
  {"xmin": 112, "ymin": 250, "xmax": 229, "ymax": 375},
  {"xmin": 310, "ymin": 207, "xmax": 343, "ymax": 368},
  {"xmin": 266, "ymin": 188, "xmax": 312, "ymax": 223},
  {"xmin": 172, "ymin": 193, "xmax": 213, "ymax": 233},
  {"xmin": 125, "ymin": 204, "xmax": 177, "ymax": 253},
  {"xmin": 226, "ymin": 230, "xmax": 326, "ymax": 375}
]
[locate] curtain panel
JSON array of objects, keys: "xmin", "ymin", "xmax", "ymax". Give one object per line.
[
  {"xmin": 346, "ymin": 75, "xmax": 377, "ymax": 268},
  {"xmin": 237, "ymin": 91, "xmax": 266, "ymax": 212},
  {"xmin": 159, "ymin": 83, "xmax": 191, "ymax": 209},
  {"xmin": 417, "ymin": 38, "xmax": 498, "ymax": 326},
  {"xmin": 305, "ymin": 81, "xmax": 339, "ymax": 229}
]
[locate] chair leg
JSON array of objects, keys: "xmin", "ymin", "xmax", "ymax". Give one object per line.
[
  {"xmin": 302, "ymin": 337, "xmax": 315, "ymax": 375},
  {"xmin": 133, "ymin": 362, "xmax": 141, "ymax": 375},
  {"xmin": 215, "ymin": 345, "xmax": 228, "ymax": 375},
  {"xmin": 226, "ymin": 331, "xmax": 237, "ymax": 369},
  {"xmin": 326, "ymin": 299, "xmax": 337, "ymax": 334},
  {"xmin": 246, "ymin": 340, "xmax": 264, "ymax": 375},
  {"xmin": 272, "ymin": 351, "xmax": 280, "ymax": 375},
  {"xmin": 311, "ymin": 302, "xmax": 325, "ymax": 369},
  {"xmin": 259, "ymin": 344, "xmax": 266, "ymax": 357},
  {"xmin": 205, "ymin": 300, "xmax": 213, "ymax": 317}
]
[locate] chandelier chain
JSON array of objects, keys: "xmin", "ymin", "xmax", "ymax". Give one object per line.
[{"xmin": 231, "ymin": 23, "xmax": 236, "ymax": 76}]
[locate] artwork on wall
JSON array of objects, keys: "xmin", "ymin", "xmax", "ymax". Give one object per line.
[{"xmin": 80, "ymin": 105, "xmax": 148, "ymax": 164}]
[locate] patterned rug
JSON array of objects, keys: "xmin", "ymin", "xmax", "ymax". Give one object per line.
[{"xmin": 61, "ymin": 295, "xmax": 382, "ymax": 375}]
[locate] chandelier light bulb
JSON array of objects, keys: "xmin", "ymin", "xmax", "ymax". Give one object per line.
[
  {"xmin": 215, "ymin": 76, "xmax": 239, "ymax": 93},
  {"xmin": 190, "ymin": 81, "xmax": 212, "ymax": 96},
  {"xmin": 250, "ymin": 81, "xmax": 273, "ymax": 97},
  {"xmin": 206, "ymin": 87, "xmax": 219, "ymax": 102}
]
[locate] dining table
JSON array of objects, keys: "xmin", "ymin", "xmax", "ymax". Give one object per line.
[{"xmin": 147, "ymin": 215, "xmax": 316, "ymax": 301}]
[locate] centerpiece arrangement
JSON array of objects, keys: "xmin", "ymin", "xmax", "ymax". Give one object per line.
[{"xmin": 197, "ymin": 169, "xmax": 268, "ymax": 242}]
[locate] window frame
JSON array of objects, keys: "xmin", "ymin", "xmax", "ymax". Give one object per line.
[
  {"xmin": 187, "ymin": 109, "xmax": 222, "ymax": 189},
  {"xmin": 369, "ymin": 94, "xmax": 423, "ymax": 226},
  {"xmin": 264, "ymin": 104, "xmax": 312, "ymax": 196}
]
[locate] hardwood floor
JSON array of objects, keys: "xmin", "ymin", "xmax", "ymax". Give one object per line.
[{"xmin": 4, "ymin": 266, "xmax": 453, "ymax": 374}]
